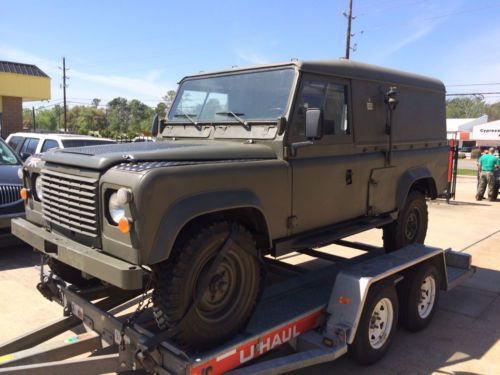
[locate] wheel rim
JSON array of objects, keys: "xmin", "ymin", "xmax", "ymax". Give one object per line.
[
  {"xmin": 418, "ymin": 275, "xmax": 436, "ymax": 319},
  {"xmin": 405, "ymin": 208, "xmax": 420, "ymax": 241},
  {"xmin": 368, "ymin": 297, "xmax": 394, "ymax": 349}
]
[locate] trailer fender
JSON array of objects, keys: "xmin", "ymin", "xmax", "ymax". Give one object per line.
[
  {"xmin": 324, "ymin": 244, "xmax": 447, "ymax": 345},
  {"xmin": 147, "ymin": 190, "xmax": 268, "ymax": 264}
]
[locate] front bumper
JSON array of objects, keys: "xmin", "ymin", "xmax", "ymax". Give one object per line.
[
  {"xmin": 11, "ymin": 218, "xmax": 143, "ymax": 290},
  {"xmin": 0, "ymin": 212, "xmax": 25, "ymax": 229}
]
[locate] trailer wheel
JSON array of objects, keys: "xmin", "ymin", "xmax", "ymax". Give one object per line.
[
  {"xmin": 152, "ymin": 221, "xmax": 262, "ymax": 350},
  {"xmin": 348, "ymin": 282, "xmax": 399, "ymax": 365},
  {"xmin": 400, "ymin": 263, "xmax": 440, "ymax": 332},
  {"xmin": 383, "ymin": 190, "xmax": 428, "ymax": 252}
]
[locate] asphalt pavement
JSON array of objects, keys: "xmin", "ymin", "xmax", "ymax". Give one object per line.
[{"xmin": 0, "ymin": 176, "xmax": 498, "ymax": 374}]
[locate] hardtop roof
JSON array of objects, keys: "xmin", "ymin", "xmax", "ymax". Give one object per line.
[{"xmin": 182, "ymin": 59, "xmax": 444, "ymax": 92}]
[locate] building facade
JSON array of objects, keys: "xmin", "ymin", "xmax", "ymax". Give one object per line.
[{"xmin": 0, "ymin": 61, "xmax": 50, "ymax": 139}]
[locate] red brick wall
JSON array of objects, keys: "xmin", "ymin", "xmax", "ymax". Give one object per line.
[{"xmin": 1, "ymin": 96, "xmax": 23, "ymax": 139}]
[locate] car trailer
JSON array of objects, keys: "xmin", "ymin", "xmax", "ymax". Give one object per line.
[{"xmin": 0, "ymin": 241, "xmax": 474, "ymax": 375}]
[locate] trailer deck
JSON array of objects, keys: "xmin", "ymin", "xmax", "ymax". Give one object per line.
[{"xmin": 0, "ymin": 241, "xmax": 474, "ymax": 375}]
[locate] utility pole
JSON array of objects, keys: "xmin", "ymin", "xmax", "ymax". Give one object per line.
[
  {"xmin": 32, "ymin": 106, "xmax": 36, "ymax": 132},
  {"xmin": 344, "ymin": 0, "xmax": 353, "ymax": 59},
  {"xmin": 60, "ymin": 57, "xmax": 69, "ymax": 132}
]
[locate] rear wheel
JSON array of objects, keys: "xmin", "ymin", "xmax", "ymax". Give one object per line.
[
  {"xmin": 348, "ymin": 282, "xmax": 399, "ymax": 365},
  {"xmin": 383, "ymin": 190, "xmax": 428, "ymax": 252},
  {"xmin": 399, "ymin": 263, "xmax": 440, "ymax": 331},
  {"xmin": 152, "ymin": 221, "xmax": 262, "ymax": 350}
]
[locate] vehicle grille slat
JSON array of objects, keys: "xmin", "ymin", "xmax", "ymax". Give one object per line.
[
  {"xmin": 0, "ymin": 185, "xmax": 22, "ymax": 207},
  {"xmin": 41, "ymin": 180, "xmax": 96, "ymax": 198},
  {"xmin": 41, "ymin": 170, "xmax": 99, "ymax": 237},
  {"xmin": 43, "ymin": 195, "xmax": 96, "ymax": 216}
]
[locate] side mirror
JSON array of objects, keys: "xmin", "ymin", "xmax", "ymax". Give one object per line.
[
  {"xmin": 305, "ymin": 108, "xmax": 323, "ymax": 139},
  {"xmin": 151, "ymin": 113, "xmax": 159, "ymax": 137},
  {"xmin": 20, "ymin": 152, "xmax": 31, "ymax": 161}
]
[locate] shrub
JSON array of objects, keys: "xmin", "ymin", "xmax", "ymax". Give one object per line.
[
  {"xmin": 458, "ymin": 152, "xmax": 466, "ymax": 159},
  {"xmin": 471, "ymin": 149, "xmax": 482, "ymax": 159}
]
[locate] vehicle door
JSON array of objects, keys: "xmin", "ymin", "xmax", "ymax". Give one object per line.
[
  {"xmin": 19, "ymin": 137, "xmax": 40, "ymax": 160},
  {"xmin": 288, "ymin": 75, "xmax": 366, "ymax": 234}
]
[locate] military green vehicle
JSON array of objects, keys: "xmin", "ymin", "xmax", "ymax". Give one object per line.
[{"xmin": 12, "ymin": 60, "xmax": 448, "ymax": 350}]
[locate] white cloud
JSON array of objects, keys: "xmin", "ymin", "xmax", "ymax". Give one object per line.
[
  {"xmin": 0, "ymin": 44, "xmax": 175, "ymax": 106},
  {"xmin": 234, "ymin": 48, "xmax": 270, "ymax": 65}
]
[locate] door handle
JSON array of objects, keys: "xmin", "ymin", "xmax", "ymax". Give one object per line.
[{"xmin": 346, "ymin": 169, "xmax": 353, "ymax": 185}]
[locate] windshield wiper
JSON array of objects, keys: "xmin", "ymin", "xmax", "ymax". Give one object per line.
[
  {"xmin": 216, "ymin": 111, "xmax": 246, "ymax": 125},
  {"xmin": 174, "ymin": 111, "xmax": 198, "ymax": 125}
]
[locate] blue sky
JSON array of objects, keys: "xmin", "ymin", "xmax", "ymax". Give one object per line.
[{"xmin": 1, "ymin": 0, "xmax": 500, "ymax": 108}]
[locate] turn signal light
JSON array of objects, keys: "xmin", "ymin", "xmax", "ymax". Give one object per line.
[
  {"xmin": 338, "ymin": 296, "xmax": 351, "ymax": 305},
  {"xmin": 118, "ymin": 217, "xmax": 131, "ymax": 234},
  {"xmin": 20, "ymin": 188, "xmax": 28, "ymax": 200}
]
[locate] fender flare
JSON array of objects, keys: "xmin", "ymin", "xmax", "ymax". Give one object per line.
[
  {"xmin": 147, "ymin": 190, "xmax": 268, "ymax": 264},
  {"xmin": 396, "ymin": 167, "xmax": 436, "ymax": 210}
]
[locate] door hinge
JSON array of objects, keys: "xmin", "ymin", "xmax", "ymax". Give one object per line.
[{"xmin": 287, "ymin": 216, "xmax": 298, "ymax": 229}]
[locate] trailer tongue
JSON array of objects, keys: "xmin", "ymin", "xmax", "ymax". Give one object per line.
[{"xmin": 0, "ymin": 242, "xmax": 474, "ymax": 375}]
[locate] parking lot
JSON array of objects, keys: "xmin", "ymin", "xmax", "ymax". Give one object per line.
[{"xmin": 0, "ymin": 175, "xmax": 499, "ymax": 374}]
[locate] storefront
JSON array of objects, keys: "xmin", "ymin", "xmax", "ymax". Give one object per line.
[
  {"xmin": 0, "ymin": 61, "xmax": 50, "ymax": 139},
  {"xmin": 471, "ymin": 120, "xmax": 500, "ymax": 147}
]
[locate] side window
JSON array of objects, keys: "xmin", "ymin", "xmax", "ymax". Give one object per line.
[
  {"xmin": 7, "ymin": 136, "xmax": 23, "ymax": 151},
  {"xmin": 20, "ymin": 138, "xmax": 40, "ymax": 156},
  {"xmin": 291, "ymin": 78, "xmax": 350, "ymax": 141},
  {"xmin": 41, "ymin": 139, "xmax": 59, "ymax": 152}
]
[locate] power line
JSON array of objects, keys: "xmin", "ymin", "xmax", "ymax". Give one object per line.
[{"xmin": 446, "ymin": 83, "xmax": 500, "ymax": 87}]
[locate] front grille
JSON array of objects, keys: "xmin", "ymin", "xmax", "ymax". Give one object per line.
[
  {"xmin": 0, "ymin": 185, "xmax": 22, "ymax": 206},
  {"xmin": 41, "ymin": 170, "xmax": 99, "ymax": 237}
]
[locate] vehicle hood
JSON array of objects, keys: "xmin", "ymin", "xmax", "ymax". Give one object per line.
[
  {"xmin": 41, "ymin": 141, "xmax": 277, "ymax": 170},
  {"xmin": 0, "ymin": 164, "xmax": 23, "ymax": 185}
]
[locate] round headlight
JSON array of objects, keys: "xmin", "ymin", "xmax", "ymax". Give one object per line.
[
  {"xmin": 35, "ymin": 175, "xmax": 43, "ymax": 201},
  {"xmin": 108, "ymin": 192, "xmax": 126, "ymax": 224}
]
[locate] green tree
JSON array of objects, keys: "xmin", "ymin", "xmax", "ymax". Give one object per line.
[
  {"xmin": 162, "ymin": 90, "xmax": 176, "ymax": 114},
  {"xmin": 446, "ymin": 97, "xmax": 487, "ymax": 118},
  {"xmin": 91, "ymin": 98, "xmax": 101, "ymax": 108},
  {"xmin": 128, "ymin": 99, "xmax": 154, "ymax": 132},
  {"xmin": 155, "ymin": 102, "xmax": 167, "ymax": 118},
  {"xmin": 107, "ymin": 97, "xmax": 131, "ymax": 133},
  {"xmin": 486, "ymin": 101, "xmax": 500, "ymax": 121}
]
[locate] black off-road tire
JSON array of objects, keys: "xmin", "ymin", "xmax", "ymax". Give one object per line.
[
  {"xmin": 399, "ymin": 263, "xmax": 440, "ymax": 332},
  {"xmin": 48, "ymin": 258, "xmax": 93, "ymax": 287},
  {"xmin": 348, "ymin": 282, "xmax": 399, "ymax": 365},
  {"xmin": 152, "ymin": 221, "xmax": 262, "ymax": 350},
  {"xmin": 383, "ymin": 190, "xmax": 428, "ymax": 252}
]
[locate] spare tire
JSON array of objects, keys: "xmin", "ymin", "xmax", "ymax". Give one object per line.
[{"xmin": 152, "ymin": 221, "xmax": 262, "ymax": 350}]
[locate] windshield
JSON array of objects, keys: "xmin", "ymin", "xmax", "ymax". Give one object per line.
[
  {"xmin": 0, "ymin": 140, "xmax": 20, "ymax": 165},
  {"xmin": 168, "ymin": 68, "xmax": 296, "ymax": 122},
  {"xmin": 62, "ymin": 139, "xmax": 115, "ymax": 148}
]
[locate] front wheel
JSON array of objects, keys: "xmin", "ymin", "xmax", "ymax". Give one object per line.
[
  {"xmin": 383, "ymin": 190, "xmax": 428, "ymax": 252},
  {"xmin": 152, "ymin": 221, "xmax": 262, "ymax": 350},
  {"xmin": 348, "ymin": 282, "xmax": 399, "ymax": 365}
]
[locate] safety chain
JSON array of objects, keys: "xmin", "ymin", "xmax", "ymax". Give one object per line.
[{"xmin": 119, "ymin": 270, "xmax": 154, "ymax": 351}]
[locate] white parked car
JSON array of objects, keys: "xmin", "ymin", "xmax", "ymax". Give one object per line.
[{"xmin": 5, "ymin": 132, "xmax": 116, "ymax": 160}]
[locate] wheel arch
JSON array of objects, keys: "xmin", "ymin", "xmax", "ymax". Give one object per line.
[
  {"xmin": 147, "ymin": 190, "xmax": 271, "ymax": 264},
  {"xmin": 396, "ymin": 167, "xmax": 438, "ymax": 210}
]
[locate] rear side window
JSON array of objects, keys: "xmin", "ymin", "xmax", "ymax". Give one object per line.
[
  {"xmin": 20, "ymin": 137, "xmax": 40, "ymax": 155},
  {"xmin": 7, "ymin": 136, "xmax": 23, "ymax": 151},
  {"xmin": 62, "ymin": 140, "xmax": 115, "ymax": 148},
  {"xmin": 41, "ymin": 139, "xmax": 60, "ymax": 152}
]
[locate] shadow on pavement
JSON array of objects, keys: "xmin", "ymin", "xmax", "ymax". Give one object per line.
[{"xmin": 0, "ymin": 243, "xmax": 40, "ymax": 271}]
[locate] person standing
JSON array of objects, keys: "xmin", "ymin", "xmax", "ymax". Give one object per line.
[{"xmin": 476, "ymin": 147, "xmax": 500, "ymax": 201}]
